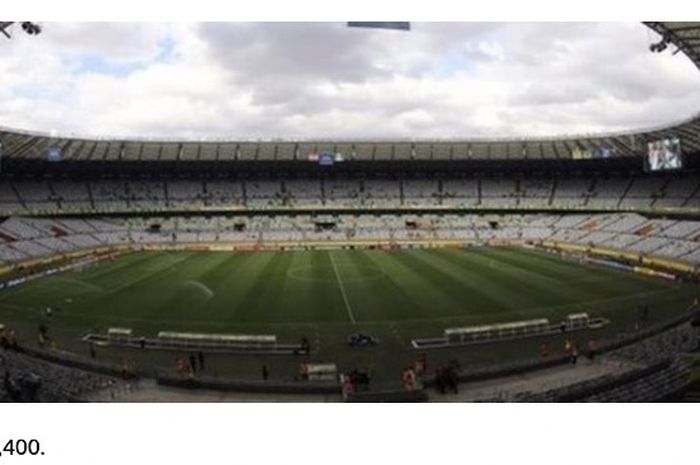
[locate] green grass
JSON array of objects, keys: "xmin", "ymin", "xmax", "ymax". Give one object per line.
[{"xmin": 0, "ymin": 246, "xmax": 696, "ymax": 384}]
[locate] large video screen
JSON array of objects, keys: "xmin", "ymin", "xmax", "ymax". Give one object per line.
[{"xmin": 647, "ymin": 137, "xmax": 682, "ymax": 171}]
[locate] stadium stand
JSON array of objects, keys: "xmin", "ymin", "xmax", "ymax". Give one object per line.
[
  {"xmin": 1, "ymin": 348, "xmax": 117, "ymax": 401},
  {"xmin": 2, "ymin": 210, "xmax": 700, "ymax": 266}
]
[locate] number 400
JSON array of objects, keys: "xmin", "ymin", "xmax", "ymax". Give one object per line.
[{"xmin": 2, "ymin": 439, "xmax": 42, "ymax": 456}]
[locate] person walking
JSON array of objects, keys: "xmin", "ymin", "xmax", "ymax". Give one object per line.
[{"xmin": 189, "ymin": 353, "xmax": 197, "ymax": 374}]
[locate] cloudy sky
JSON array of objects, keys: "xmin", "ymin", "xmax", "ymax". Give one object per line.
[{"xmin": 0, "ymin": 22, "xmax": 699, "ymax": 139}]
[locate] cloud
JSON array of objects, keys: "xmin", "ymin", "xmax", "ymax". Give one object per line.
[{"xmin": 0, "ymin": 22, "xmax": 698, "ymax": 139}]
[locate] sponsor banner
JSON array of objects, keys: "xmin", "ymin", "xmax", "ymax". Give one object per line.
[
  {"xmin": 308, "ymin": 151, "xmax": 344, "ymax": 164},
  {"xmin": 584, "ymin": 256, "xmax": 634, "ymax": 272},
  {"xmin": 572, "ymin": 148, "xmax": 615, "ymax": 160},
  {"xmin": 47, "ymin": 147, "xmax": 63, "ymax": 162},
  {"xmin": 633, "ymin": 266, "xmax": 677, "ymax": 281}
]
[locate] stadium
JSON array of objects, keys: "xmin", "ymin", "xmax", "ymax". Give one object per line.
[{"xmin": 1, "ymin": 21, "xmax": 700, "ymax": 402}]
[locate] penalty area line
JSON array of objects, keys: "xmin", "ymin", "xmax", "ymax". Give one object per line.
[{"xmin": 329, "ymin": 251, "xmax": 357, "ymax": 324}]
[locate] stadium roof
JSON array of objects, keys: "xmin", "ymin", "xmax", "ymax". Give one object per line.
[
  {"xmin": 1, "ymin": 114, "xmax": 698, "ymax": 162},
  {"xmin": 645, "ymin": 22, "xmax": 700, "ymax": 73},
  {"xmin": 0, "ymin": 22, "xmax": 699, "ymax": 162}
]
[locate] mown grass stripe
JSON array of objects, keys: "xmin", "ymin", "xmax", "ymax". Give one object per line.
[{"xmin": 329, "ymin": 251, "xmax": 356, "ymax": 324}]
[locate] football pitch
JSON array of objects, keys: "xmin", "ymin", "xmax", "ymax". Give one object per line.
[{"xmin": 0, "ymin": 246, "xmax": 695, "ymax": 382}]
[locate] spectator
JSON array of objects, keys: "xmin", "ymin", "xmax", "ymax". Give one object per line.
[
  {"xmin": 175, "ymin": 358, "xmax": 186, "ymax": 377},
  {"xmin": 197, "ymin": 351, "xmax": 205, "ymax": 371},
  {"xmin": 38, "ymin": 323, "xmax": 49, "ymax": 340},
  {"xmin": 401, "ymin": 367, "xmax": 416, "ymax": 392},
  {"xmin": 446, "ymin": 360, "xmax": 460, "ymax": 393},
  {"xmin": 8, "ymin": 330, "xmax": 18, "ymax": 350},
  {"xmin": 262, "ymin": 365, "xmax": 269, "ymax": 381},
  {"xmin": 120, "ymin": 358, "xmax": 130, "ymax": 380},
  {"xmin": 300, "ymin": 337, "xmax": 310, "ymax": 355},
  {"xmin": 445, "ymin": 367, "xmax": 458, "ymax": 394},
  {"xmin": 189, "ymin": 353, "xmax": 197, "ymax": 374},
  {"xmin": 587, "ymin": 339, "xmax": 597, "ymax": 361},
  {"xmin": 298, "ymin": 361, "xmax": 309, "ymax": 381},
  {"xmin": 340, "ymin": 374, "xmax": 354, "ymax": 401},
  {"xmin": 435, "ymin": 368, "xmax": 446, "ymax": 394},
  {"xmin": 350, "ymin": 370, "xmax": 370, "ymax": 391},
  {"xmin": 414, "ymin": 354, "xmax": 427, "ymax": 376}
]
